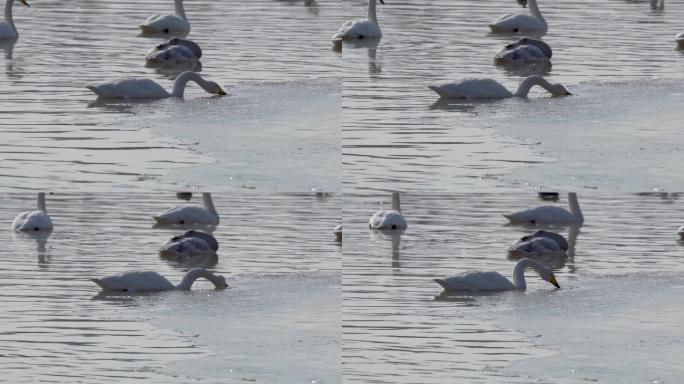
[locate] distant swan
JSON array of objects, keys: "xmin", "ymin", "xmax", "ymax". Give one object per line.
[
  {"xmin": 429, "ymin": 75, "xmax": 571, "ymax": 99},
  {"xmin": 678, "ymin": 226, "xmax": 684, "ymax": 240},
  {"xmin": 12, "ymin": 192, "xmax": 53, "ymax": 232},
  {"xmin": 489, "ymin": 0, "xmax": 547, "ymax": 34},
  {"xmin": 508, "ymin": 234, "xmax": 566, "ymax": 259},
  {"xmin": 495, "ymin": 37, "xmax": 552, "ymax": 65},
  {"xmin": 159, "ymin": 230, "xmax": 218, "ymax": 259},
  {"xmin": 87, "ymin": 71, "xmax": 225, "ymax": 99},
  {"xmin": 675, "ymin": 32, "xmax": 684, "ymax": 49},
  {"xmin": 154, "ymin": 192, "xmax": 219, "ymax": 226},
  {"xmin": 332, "ymin": 0, "xmax": 384, "ymax": 44},
  {"xmin": 334, "ymin": 223, "xmax": 342, "ymax": 241},
  {"xmin": 504, "ymin": 192, "xmax": 584, "ymax": 225},
  {"xmin": 434, "ymin": 258, "xmax": 560, "ymax": 292},
  {"xmin": 140, "ymin": 0, "xmax": 190, "ymax": 35},
  {"xmin": 91, "ymin": 268, "xmax": 227, "ymax": 292},
  {"xmin": 0, "ymin": 0, "xmax": 29, "ymax": 40},
  {"xmin": 369, "ymin": 192, "xmax": 407, "ymax": 230},
  {"xmin": 146, "ymin": 37, "xmax": 201, "ymax": 66}
]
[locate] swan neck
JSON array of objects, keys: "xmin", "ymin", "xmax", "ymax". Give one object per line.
[
  {"xmin": 37, "ymin": 192, "xmax": 46, "ymax": 212},
  {"xmin": 391, "ymin": 192, "xmax": 401, "ymax": 212},
  {"xmin": 171, "ymin": 71, "xmax": 209, "ymax": 97},
  {"xmin": 514, "ymin": 76, "xmax": 553, "ymax": 97},
  {"xmin": 202, "ymin": 193, "xmax": 219, "ymax": 219},
  {"xmin": 174, "ymin": 0, "xmax": 187, "ymax": 21},
  {"xmin": 176, "ymin": 268, "xmax": 220, "ymax": 290},
  {"xmin": 528, "ymin": 0, "xmax": 545, "ymax": 23},
  {"xmin": 567, "ymin": 193, "xmax": 583, "ymax": 224},
  {"xmin": 4, "ymin": 0, "xmax": 16, "ymax": 34},
  {"xmin": 513, "ymin": 259, "xmax": 548, "ymax": 291},
  {"xmin": 368, "ymin": 0, "xmax": 378, "ymax": 23}
]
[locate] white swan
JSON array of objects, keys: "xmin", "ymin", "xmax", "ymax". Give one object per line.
[
  {"xmin": 504, "ymin": 192, "xmax": 584, "ymax": 225},
  {"xmin": 0, "ymin": 0, "xmax": 29, "ymax": 40},
  {"xmin": 516, "ymin": 229, "xmax": 568, "ymax": 250},
  {"xmin": 159, "ymin": 230, "xmax": 218, "ymax": 259},
  {"xmin": 434, "ymin": 258, "xmax": 560, "ymax": 292},
  {"xmin": 12, "ymin": 192, "xmax": 53, "ymax": 232},
  {"xmin": 429, "ymin": 75, "xmax": 570, "ymax": 99},
  {"xmin": 91, "ymin": 268, "xmax": 227, "ymax": 292},
  {"xmin": 369, "ymin": 192, "xmax": 407, "ymax": 230},
  {"xmin": 146, "ymin": 37, "xmax": 201, "ymax": 66},
  {"xmin": 334, "ymin": 223, "xmax": 342, "ymax": 242},
  {"xmin": 489, "ymin": 0, "xmax": 547, "ymax": 34},
  {"xmin": 494, "ymin": 37, "xmax": 552, "ymax": 65},
  {"xmin": 86, "ymin": 71, "xmax": 225, "ymax": 100},
  {"xmin": 140, "ymin": 0, "xmax": 190, "ymax": 35},
  {"xmin": 154, "ymin": 192, "xmax": 219, "ymax": 226},
  {"xmin": 332, "ymin": 0, "xmax": 384, "ymax": 44}
]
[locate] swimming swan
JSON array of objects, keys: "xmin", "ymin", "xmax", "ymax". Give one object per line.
[
  {"xmin": 495, "ymin": 37, "xmax": 552, "ymax": 65},
  {"xmin": 86, "ymin": 71, "xmax": 225, "ymax": 99},
  {"xmin": 489, "ymin": 0, "xmax": 547, "ymax": 34},
  {"xmin": 154, "ymin": 192, "xmax": 219, "ymax": 226},
  {"xmin": 434, "ymin": 258, "xmax": 560, "ymax": 292},
  {"xmin": 508, "ymin": 236, "xmax": 566, "ymax": 259},
  {"xmin": 332, "ymin": 0, "xmax": 384, "ymax": 44},
  {"xmin": 12, "ymin": 192, "xmax": 53, "ymax": 232},
  {"xmin": 140, "ymin": 0, "xmax": 190, "ymax": 35},
  {"xmin": 0, "ymin": 0, "xmax": 29, "ymax": 40},
  {"xmin": 91, "ymin": 268, "xmax": 227, "ymax": 292},
  {"xmin": 159, "ymin": 230, "xmax": 218, "ymax": 259},
  {"xmin": 504, "ymin": 192, "xmax": 584, "ymax": 225},
  {"xmin": 429, "ymin": 75, "xmax": 570, "ymax": 99},
  {"xmin": 146, "ymin": 37, "xmax": 201, "ymax": 66},
  {"xmin": 369, "ymin": 192, "xmax": 407, "ymax": 230}
]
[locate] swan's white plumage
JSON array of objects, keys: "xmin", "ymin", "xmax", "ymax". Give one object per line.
[
  {"xmin": 12, "ymin": 192, "xmax": 52, "ymax": 232},
  {"xmin": 508, "ymin": 237, "xmax": 564, "ymax": 258},
  {"xmin": 154, "ymin": 192, "xmax": 219, "ymax": 226},
  {"xmin": 146, "ymin": 37, "xmax": 201, "ymax": 66},
  {"xmin": 489, "ymin": 0, "xmax": 547, "ymax": 34},
  {"xmin": 429, "ymin": 75, "xmax": 570, "ymax": 99},
  {"xmin": 91, "ymin": 268, "xmax": 227, "ymax": 292},
  {"xmin": 159, "ymin": 230, "xmax": 218, "ymax": 259},
  {"xmin": 140, "ymin": 0, "xmax": 190, "ymax": 35},
  {"xmin": 86, "ymin": 71, "xmax": 226, "ymax": 99},
  {"xmin": 332, "ymin": 0, "xmax": 383, "ymax": 43},
  {"xmin": 434, "ymin": 258, "xmax": 559, "ymax": 292},
  {"xmin": 369, "ymin": 192, "xmax": 407, "ymax": 230},
  {"xmin": 495, "ymin": 38, "xmax": 552, "ymax": 65},
  {"xmin": 0, "ymin": 0, "xmax": 29, "ymax": 40},
  {"xmin": 504, "ymin": 192, "xmax": 583, "ymax": 225}
]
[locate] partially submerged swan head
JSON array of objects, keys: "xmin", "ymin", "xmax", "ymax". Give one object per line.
[
  {"xmin": 206, "ymin": 81, "xmax": 227, "ymax": 96},
  {"xmin": 515, "ymin": 258, "xmax": 560, "ymax": 289},
  {"xmin": 550, "ymin": 83, "xmax": 571, "ymax": 96}
]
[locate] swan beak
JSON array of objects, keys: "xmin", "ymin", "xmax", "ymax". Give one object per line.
[
  {"xmin": 564, "ymin": 90, "xmax": 572, "ymax": 96},
  {"xmin": 379, "ymin": 0, "xmax": 385, "ymax": 4},
  {"xmin": 549, "ymin": 274, "xmax": 560, "ymax": 288},
  {"xmin": 217, "ymin": 88, "xmax": 227, "ymax": 96},
  {"xmin": 20, "ymin": 0, "xmax": 29, "ymax": 6}
]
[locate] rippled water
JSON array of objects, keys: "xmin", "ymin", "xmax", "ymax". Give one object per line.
[
  {"xmin": 0, "ymin": 0, "xmax": 342, "ymax": 191},
  {"xmin": 342, "ymin": 192, "xmax": 684, "ymax": 383},
  {"xmin": 340, "ymin": 0, "xmax": 684, "ymax": 192},
  {"xmin": 0, "ymin": 192, "xmax": 340, "ymax": 382}
]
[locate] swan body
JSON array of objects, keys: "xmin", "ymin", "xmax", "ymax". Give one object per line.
[
  {"xmin": 0, "ymin": 0, "xmax": 29, "ymax": 40},
  {"xmin": 678, "ymin": 226, "xmax": 684, "ymax": 240},
  {"xmin": 91, "ymin": 268, "xmax": 227, "ymax": 292},
  {"xmin": 429, "ymin": 75, "xmax": 570, "ymax": 99},
  {"xmin": 159, "ymin": 230, "xmax": 218, "ymax": 259},
  {"xmin": 675, "ymin": 32, "xmax": 684, "ymax": 49},
  {"xmin": 140, "ymin": 0, "xmax": 190, "ymax": 35},
  {"xmin": 154, "ymin": 192, "xmax": 219, "ymax": 226},
  {"xmin": 146, "ymin": 37, "xmax": 201, "ymax": 66},
  {"xmin": 489, "ymin": 0, "xmax": 547, "ymax": 34},
  {"xmin": 12, "ymin": 192, "xmax": 53, "ymax": 232},
  {"xmin": 86, "ymin": 71, "xmax": 226, "ymax": 99},
  {"xmin": 369, "ymin": 192, "xmax": 407, "ymax": 230},
  {"xmin": 334, "ymin": 223, "xmax": 342, "ymax": 241},
  {"xmin": 517, "ymin": 229, "xmax": 568, "ymax": 250},
  {"xmin": 495, "ymin": 37, "xmax": 552, "ymax": 65},
  {"xmin": 508, "ymin": 236, "xmax": 564, "ymax": 259},
  {"xmin": 504, "ymin": 192, "xmax": 583, "ymax": 225},
  {"xmin": 434, "ymin": 258, "xmax": 560, "ymax": 292},
  {"xmin": 332, "ymin": 0, "xmax": 384, "ymax": 43}
]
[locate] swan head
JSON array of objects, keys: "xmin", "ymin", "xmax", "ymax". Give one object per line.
[
  {"xmin": 551, "ymin": 83, "xmax": 572, "ymax": 96},
  {"xmin": 536, "ymin": 266, "xmax": 560, "ymax": 288},
  {"xmin": 208, "ymin": 81, "xmax": 227, "ymax": 96},
  {"xmin": 214, "ymin": 274, "xmax": 228, "ymax": 289}
]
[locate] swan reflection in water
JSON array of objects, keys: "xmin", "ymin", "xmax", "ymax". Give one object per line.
[
  {"xmin": 12, "ymin": 229, "xmax": 52, "ymax": 266},
  {"xmin": 369, "ymin": 228, "xmax": 404, "ymax": 270}
]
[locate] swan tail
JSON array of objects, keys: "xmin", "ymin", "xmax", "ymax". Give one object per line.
[
  {"xmin": 91, "ymin": 278, "xmax": 106, "ymax": 289},
  {"xmin": 433, "ymin": 278, "xmax": 448, "ymax": 289},
  {"xmin": 428, "ymin": 85, "xmax": 447, "ymax": 98}
]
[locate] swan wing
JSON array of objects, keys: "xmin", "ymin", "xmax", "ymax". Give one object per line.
[
  {"xmin": 429, "ymin": 79, "xmax": 512, "ymax": 99},
  {"xmin": 504, "ymin": 206, "xmax": 576, "ymax": 224},
  {"xmin": 93, "ymin": 271, "xmax": 175, "ymax": 292},
  {"xmin": 86, "ymin": 78, "xmax": 169, "ymax": 99},
  {"xmin": 333, "ymin": 19, "xmax": 382, "ymax": 40},
  {"xmin": 12, "ymin": 210, "xmax": 52, "ymax": 231},
  {"xmin": 435, "ymin": 271, "xmax": 516, "ymax": 291},
  {"xmin": 489, "ymin": 13, "xmax": 546, "ymax": 33},
  {"xmin": 369, "ymin": 210, "xmax": 407, "ymax": 229}
]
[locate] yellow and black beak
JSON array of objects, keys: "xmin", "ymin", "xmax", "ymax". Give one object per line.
[
  {"xmin": 549, "ymin": 274, "xmax": 560, "ymax": 288},
  {"xmin": 20, "ymin": 0, "xmax": 30, "ymax": 7}
]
